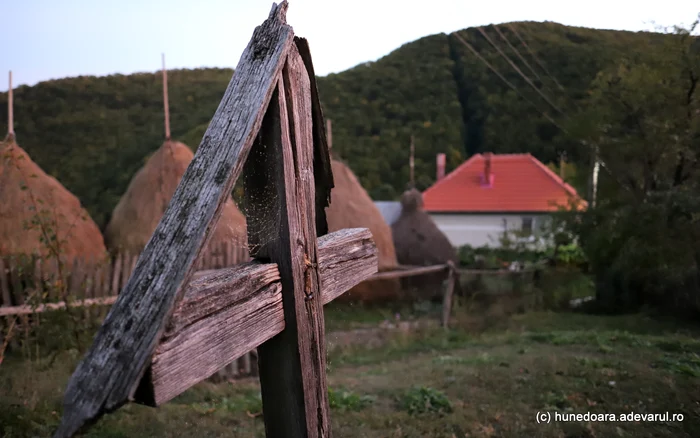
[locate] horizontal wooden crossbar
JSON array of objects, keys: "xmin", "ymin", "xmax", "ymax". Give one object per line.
[
  {"xmin": 0, "ymin": 260, "xmax": 461, "ymax": 317},
  {"xmin": 133, "ymin": 227, "xmax": 377, "ymax": 406},
  {"xmin": 0, "ymin": 297, "xmax": 118, "ymax": 316},
  {"xmin": 370, "ymin": 264, "xmax": 449, "ymax": 280}
]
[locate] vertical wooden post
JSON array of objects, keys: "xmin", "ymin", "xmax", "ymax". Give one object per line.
[
  {"xmin": 0, "ymin": 258, "xmax": 11, "ymax": 307},
  {"xmin": 326, "ymin": 118, "xmax": 332, "ymax": 151},
  {"xmin": 7, "ymin": 71, "xmax": 14, "ymax": 139},
  {"xmin": 409, "ymin": 135, "xmax": 415, "ymax": 188},
  {"xmin": 243, "ymin": 43, "xmax": 331, "ymax": 438},
  {"xmin": 442, "ymin": 262, "xmax": 456, "ymax": 330},
  {"xmin": 162, "ymin": 54, "xmax": 171, "ymax": 141}
]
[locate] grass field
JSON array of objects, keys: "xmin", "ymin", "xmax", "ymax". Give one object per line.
[{"xmin": 2, "ymin": 307, "xmax": 699, "ymax": 437}]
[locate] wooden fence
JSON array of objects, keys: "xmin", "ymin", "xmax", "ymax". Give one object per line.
[
  {"xmin": 0, "ymin": 242, "xmax": 250, "ymax": 310},
  {"xmin": 1, "ymin": 246, "xmax": 556, "ymax": 382},
  {"xmin": 0, "ymin": 242, "xmax": 256, "ymax": 378}
]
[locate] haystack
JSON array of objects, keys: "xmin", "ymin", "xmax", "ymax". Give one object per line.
[
  {"xmin": 325, "ymin": 159, "xmax": 400, "ymax": 303},
  {"xmin": 104, "ymin": 140, "xmax": 247, "ymax": 257},
  {"xmin": 391, "ymin": 188, "xmax": 459, "ymax": 300},
  {"xmin": 0, "ymin": 137, "xmax": 107, "ymax": 263}
]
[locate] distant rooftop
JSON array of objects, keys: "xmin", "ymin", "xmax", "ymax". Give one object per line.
[{"xmin": 423, "ymin": 153, "xmax": 587, "ymax": 213}]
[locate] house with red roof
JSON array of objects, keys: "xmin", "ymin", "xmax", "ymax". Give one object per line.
[{"xmin": 423, "ymin": 152, "xmax": 587, "ymax": 248}]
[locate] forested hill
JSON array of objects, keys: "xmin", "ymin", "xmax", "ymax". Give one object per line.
[{"xmin": 0, "ymin": 21, "xmax": 671, "ymax": 228}]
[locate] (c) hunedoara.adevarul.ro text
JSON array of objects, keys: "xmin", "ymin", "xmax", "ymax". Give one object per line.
[{"xmin": 536, "ymin": 411, "xmax": 684, "ymax": 423}]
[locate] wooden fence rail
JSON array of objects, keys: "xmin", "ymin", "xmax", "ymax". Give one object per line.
[{"xmin": 0, "ymin": 242, "xmax": 251, "ymax": 309}]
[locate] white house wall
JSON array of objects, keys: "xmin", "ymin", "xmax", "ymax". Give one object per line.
[{"xmin": 429, "ymin": 213, "xmax": 551, "ymax": 248}]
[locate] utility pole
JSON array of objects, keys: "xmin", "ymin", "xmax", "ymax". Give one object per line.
[
  {"xmin": 559, "ymin": 151, "xmax": 566, "ymax": 180},
  {"xmin": 586, "ymin": 144, "xmax": 600, "ymax": 208},
  {"xmin": 409, "ymin": 135, "xmax": 415, "ymax": 188},
  {"xmin": 592, "ymin": 150, "xmax": 600, "ymax": 208}
]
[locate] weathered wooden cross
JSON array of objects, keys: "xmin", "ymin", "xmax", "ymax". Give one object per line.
[{"xmin": 52, "ymin": 3, "xmax": 378, "ymax": 437}]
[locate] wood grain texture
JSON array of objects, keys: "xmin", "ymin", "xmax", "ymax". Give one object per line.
[
  {"xmin": 133, "ymin": 228, "xmax": 376, "ymax": 406},
  {"xmin": 136, "ymin": 263, "xmax": 282, "ymax": 406},
  {"xmin": 295, "ymin": 37, "xmax": 333, "ymax": 238},
  {"xmin": 52, "ymin": 5, "xmax": 293, "ymax": 438},
  {"xmin": 242, "ymin": 42, "xmax": 332, "ymax": 438},
  {"xmin": 272, "ymin": 43, "xmax": 330, "ymax": 438},
  {"xmin": 317, "ymin": 228, "xmax": 377, "ymax": 305}
]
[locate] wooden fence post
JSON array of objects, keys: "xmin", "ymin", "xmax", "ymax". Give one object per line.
[
  {"xmin": 442, "ymin": 261, "xmax": 456, "ymax": 330},
  {"xmin": 242, "ymin": 36, "xmax": 333, "ymax": 437}
]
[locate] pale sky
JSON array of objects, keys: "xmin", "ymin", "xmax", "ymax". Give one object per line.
[{"xmin": 2, "ymin": 0, "xmax": 698, "ymax": 92}]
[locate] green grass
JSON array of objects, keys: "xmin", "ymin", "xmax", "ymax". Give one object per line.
[
  {"xmin": 2, "ymin": 311, "xmax": 700, "ymax": 437},
  {"xmin": 323, "ymin": 300, "xmax": 443, "ymax": 332}
]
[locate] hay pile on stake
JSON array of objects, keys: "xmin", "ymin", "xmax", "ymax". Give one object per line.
[
  {"xmin": 104, "ymin": 57, "xmax": 247, "ymax": 258},
  {"xmin": 0, "ymin": 71, "xmax": 107, "ymax": 266},
  {"xmin": 325, "ymin": 158, "xmax": 400, "ymax": 303},
  {"xmin": 104, "ymin": 140, "xmax": 247, "ymax": 254},
  {"xmin": 391, "ymin": 188, "xmax": 459, "ymax": 300}
]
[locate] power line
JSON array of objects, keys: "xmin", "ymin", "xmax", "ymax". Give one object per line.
[
  {"xmin": 493, "ymin": 24, "xmax": 576, "ymax": 111},
  {"xmin": 495, "ymin": 23, "xmax": 596, "ymax": 194},
  {"xmin": 492, "ymin": 25, "xmax": 545, "ymax": 87},
  {"xmin": 452, "ymin": 31, "xmax": 568, "ymax": 134},
  {"xmin": 494, "ymin": 24, "xmax": 583, "ymax": 115},
  {"xmin": 476, "ymin": 26, "xmax": 569, "ymax": 119},
  {"xmin": 506, "ymin": 23, "xmax": 565, "ymax": 91},
  {"xmin": 453, "ymin": 30, "xmax": 610, "ymax": 203}
]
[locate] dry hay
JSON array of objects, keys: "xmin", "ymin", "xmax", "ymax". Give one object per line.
[
  {"xmin": 391, "ymin": 188, "xmax": 459, "ymax": 301},
  {"xmin": 0, "ymin": 137, "xmax": 107, "ymax": 263},
  {"xmin": 104, "ymin": 140, "xmax": 247, "ymax": 256},
  {"xmin": 325, "ymin": 159, "xmax": 400, "ymax": 303}
]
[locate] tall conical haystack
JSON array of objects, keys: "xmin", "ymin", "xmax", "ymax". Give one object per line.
[
  {"xmin": 391, "ymin": 188, "xmax": 458, "ymax": 300},
  {"xmin": 326, "ymin": 159, "xmax": 400, "ymax": 303},
  {"xmin": 104, "ymin": 140, "xmax": 248, "ymax": 256},
  {"xmin": 0, "ymin": 137, "xmax": 108, "ymax": 263}
]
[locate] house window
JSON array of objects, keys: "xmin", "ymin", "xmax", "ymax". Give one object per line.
[{"xmin": 521, "ymin": 217, "xmax": 533, "ymax": 235}]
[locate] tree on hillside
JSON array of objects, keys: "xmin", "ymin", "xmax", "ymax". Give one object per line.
[{"xmin": 566, "ymin": 16, "xmax": 700, "ymax": 314}]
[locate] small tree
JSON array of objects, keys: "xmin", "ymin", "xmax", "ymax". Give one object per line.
[{"xmin": 566, "ymin": 16, "xmax": 700, "ymax": 314}]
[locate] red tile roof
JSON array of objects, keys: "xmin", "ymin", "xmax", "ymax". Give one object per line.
[{"xmin": 423, "ymin": 153, "xmax": 587, "ymax": 213}]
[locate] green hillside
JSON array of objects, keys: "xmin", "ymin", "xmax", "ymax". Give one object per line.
[{"xmin": 0, "ymin": 22, "xmax": 672, "ymax": 228}]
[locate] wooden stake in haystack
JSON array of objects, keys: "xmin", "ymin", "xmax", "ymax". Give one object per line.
[
  {"xmin": 103, "ymin": 54, "xmax": 248, "ymax": 256},
  {"xmin": 1, "ymin": 72, "xmax": 108, "ymax": 263},
  {"xmin": 162, "ymin": 54, "xmax": 171, "ymax": 141},
  {"xmin": 6, "ymin": 71, "xmax": 14, "ymax": 142}
]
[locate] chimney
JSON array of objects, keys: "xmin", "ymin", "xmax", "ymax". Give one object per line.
[
  {"xmin": 436, "ymin": 153, "xmax": 446, "ymax": 181},
  {"xmin": 483, "ymin": 152, "xmax": 494, "ymax": 187}
]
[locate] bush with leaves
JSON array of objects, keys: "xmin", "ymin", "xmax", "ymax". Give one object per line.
[{"xmin": 564, "ymin": 17, "xmax": 700, "ymax": 315}]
